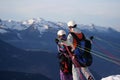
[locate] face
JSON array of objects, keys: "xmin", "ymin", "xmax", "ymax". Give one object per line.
[
  {"xmin": 58, "ymin": 34, "xmax": 67, "ymax": 41},
  {"xmin": 69, "ymin": 27, "xmax": 72, "ymax": 32}
]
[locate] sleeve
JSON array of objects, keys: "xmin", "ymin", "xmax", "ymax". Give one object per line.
[{"xmin": 67, "ymin": 34, "xmax": 73, "ymax": 46}]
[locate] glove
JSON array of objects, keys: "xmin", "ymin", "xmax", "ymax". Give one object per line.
[{"xmin": 55, "ymin": 38, "xmax": 59, "ymax": 44}]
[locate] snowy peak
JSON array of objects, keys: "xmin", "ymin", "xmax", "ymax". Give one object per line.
[
  {"xmin": 78, "ymin": 24, "xmax": 112, "ymax": 32},
  {"xmin": 22, "ymin": 18, "xmax": 45, "ymax": 25},
  {"xmin": 0, "ymin": 19, "xmax": 28, "ymax": 31},
  {"xmin": 0, "ymin": 18, "xmax": 119, "ymax": 34}
]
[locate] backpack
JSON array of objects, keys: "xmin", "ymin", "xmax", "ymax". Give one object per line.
[{"xmin": 70, "ymin": 32, "xmax": 93, "ymax": 67}]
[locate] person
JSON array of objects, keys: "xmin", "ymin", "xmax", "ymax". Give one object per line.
[
  {"xmin": 67, "ymin": 21, "xmax": 94, "ymax": 80},
  {"xmin": 55, "ymin": 30, "xmax": 73, "ymax": 80}
]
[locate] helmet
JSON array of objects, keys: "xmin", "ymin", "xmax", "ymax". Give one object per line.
[
  {"xmin": 67, "ymin": 20, "xmax": 76, "ymax": 27},
  {"xmin": 57, "ymin": 30, "xmax": 66, "ymax": 36},
  {"xmin": 57, "ymin": 30, "xmax": 67, "ymax": 41}
]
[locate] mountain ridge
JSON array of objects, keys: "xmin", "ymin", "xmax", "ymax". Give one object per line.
[
  {"xmin": 0, "ymin": 18, "xmax": 119, "ymax": 52},
  {"xmin": 0, "ymin": 18, "xmax": 119, "ymax": 34}
]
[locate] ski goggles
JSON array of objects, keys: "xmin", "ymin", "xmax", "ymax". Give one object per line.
[{"xmin": 58, "ymin": 34, "xmax": 67, "ymax": 41}]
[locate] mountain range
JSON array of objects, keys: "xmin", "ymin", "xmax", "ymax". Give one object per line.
[
  {"xmin": 0, "ymin": 18, "xmax": 119, "ymax": 52},
  {"xmin": 0, "ymin": 18, "xmax": 120, "ymax": 80}
]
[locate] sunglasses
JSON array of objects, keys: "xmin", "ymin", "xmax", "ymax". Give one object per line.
[{"xmin": 58, "ymin": 34, "xmax": 67, "ymax": 41}]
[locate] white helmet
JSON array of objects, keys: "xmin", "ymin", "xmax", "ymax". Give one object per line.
[
  {"xmin": 67, "ymin": 20, "xmax": 76, "ymax": 27},
  {"xmin": 57, "ymin": 30, "xmax": 66, "ymax": 36}
]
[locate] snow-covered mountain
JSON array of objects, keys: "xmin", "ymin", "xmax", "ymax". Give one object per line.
[
  {"xmin": 0, "ymin": 18, "xmax": 119, "ymax": 34},
  {"xmin": 0, "ymin": 18, "xmax": 119, "ymax": 51},
  {"xmin": 0, "ymin": 18, "xmax": 63, "ymax": 34},
  {"xmin": 0, "ymin": 18, "xmax": 64, "ymax": 52}
]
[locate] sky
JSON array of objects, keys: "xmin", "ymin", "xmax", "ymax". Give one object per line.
[{"xmin": 0, "ymin": 0, "xmax": 120, "ymax": 31}]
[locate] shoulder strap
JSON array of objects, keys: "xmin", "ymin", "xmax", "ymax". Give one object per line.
[
  {"xmin": 70, "ymin": 32, "xmax": 80, "ymax": 44},
  {"xmin": 70, "ymin": 32, "xmax": 85, "ymax": 44}
]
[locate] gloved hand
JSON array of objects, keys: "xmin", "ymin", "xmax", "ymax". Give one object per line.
[{"xmin": 55, "ymin": 38, "xmax": 59, "ymax": 44}]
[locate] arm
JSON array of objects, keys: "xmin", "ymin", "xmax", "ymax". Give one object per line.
[{"xmin": 67, "ymin": 34, "xmax": 75, "ymax": 52}]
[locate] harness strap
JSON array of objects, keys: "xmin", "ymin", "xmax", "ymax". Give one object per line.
[{"xmin": 70, "ymin": 32, "xmax": 85, "ymax": 43}]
